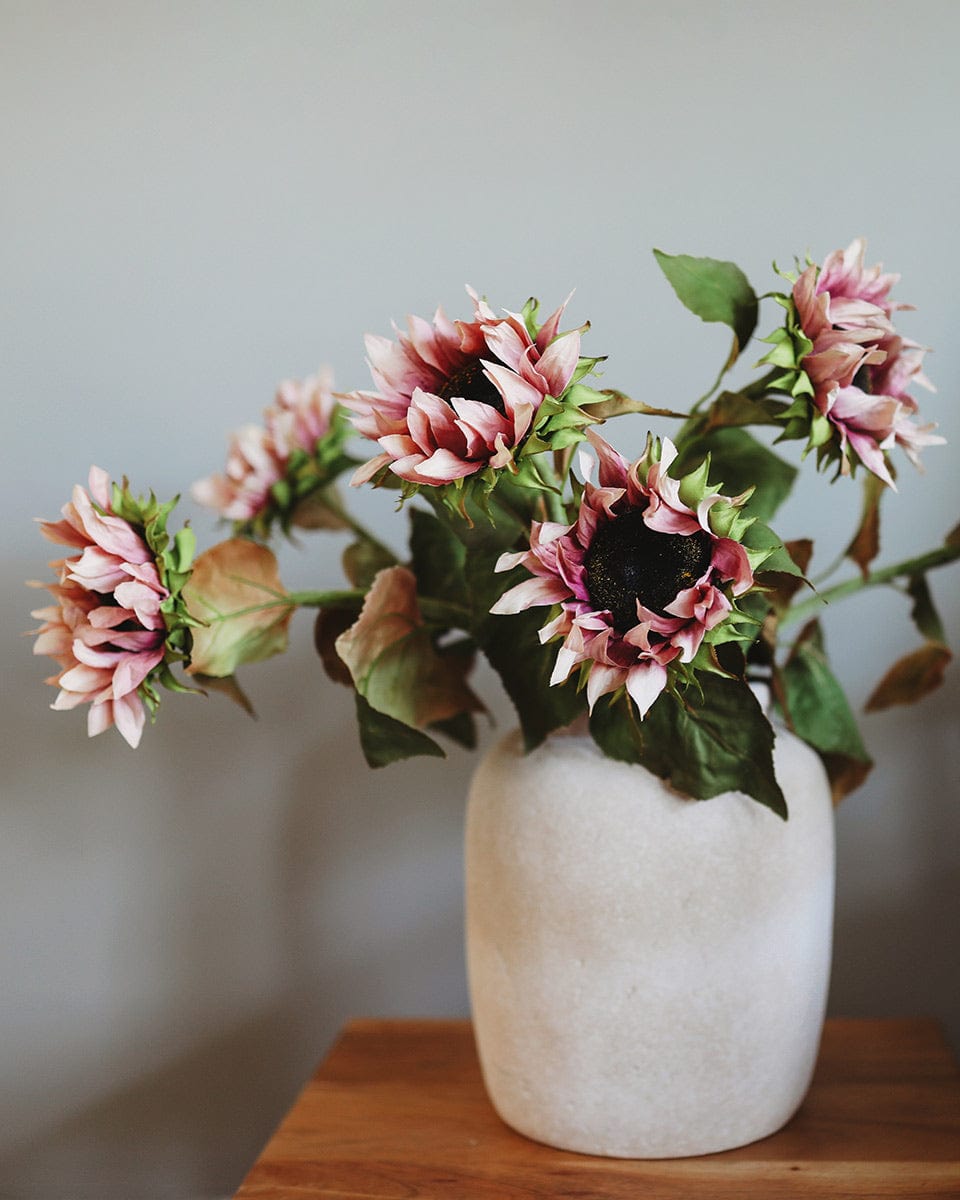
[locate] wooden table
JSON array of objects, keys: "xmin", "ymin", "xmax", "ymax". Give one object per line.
[{"xmin": 233, "ymin": 1017, "xmax": 960, "ymax": 1198}]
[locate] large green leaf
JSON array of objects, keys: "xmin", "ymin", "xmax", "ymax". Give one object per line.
[
  {"xmin": 653, "ymin": 250, "xmax": 759, "ymax": 360},
  {"xmin": 409, "ymin": 506, "xmax": 468, "ymax": 604},
  {"xmin": 355, "ymin": 693, "xmax": 445, "ymax": 768},
  {"xmin": 776, "ymin": 620, "xmax": 872, "ymax": 802},
  {"xmin": 590, "ymin": 675, "xmax": 786, "ymax": 817}
]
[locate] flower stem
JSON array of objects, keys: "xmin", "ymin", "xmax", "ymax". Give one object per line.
[
  {"xmin": 319, "ymin": 490, "xmax": 398, "ymax": 563},
  {"xmin": 288, "ymin": 588, "xmax": 471, "ymax": 629},
  {"xmin": 781, "ymin": 542, "xmax": 960, "ymax": 630},
  {"xmin": 287, "ymin": 588, "xmax": 365, "ymax": 608}
]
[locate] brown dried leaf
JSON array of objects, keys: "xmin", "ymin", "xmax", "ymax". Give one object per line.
[
  {"xmin": 314, "ymin": 606, "xmax": 360, "ymax": 687},
  {"xmin": 844, "ymin": 473, "xmax": 886, "ymax": 579},
  {"xmin": 865, "ymin": 642, "xmax": 953, "ymax": 713}
]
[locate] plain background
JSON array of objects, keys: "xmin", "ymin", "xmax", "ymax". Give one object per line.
[{"xmin": 2, "ymin": 2, "xmax": 959, "ymax": 1196}]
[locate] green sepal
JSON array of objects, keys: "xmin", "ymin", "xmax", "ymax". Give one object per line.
[{"xmin": 672, "ymin": 427, "xmax": 797, "ymax": 523}]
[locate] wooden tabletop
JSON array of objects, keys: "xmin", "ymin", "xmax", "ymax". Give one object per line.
[{"xmin": 233, "ymin": 1017, "xmax": 960, "ymax": 1199}]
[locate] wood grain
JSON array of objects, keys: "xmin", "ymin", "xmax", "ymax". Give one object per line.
[{"xmin": 234, "ymin": 1018, "xmax": 960, "ymax": 1198}]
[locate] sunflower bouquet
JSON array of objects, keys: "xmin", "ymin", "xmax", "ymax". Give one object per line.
[{"xmin": 31, "ymin": 241, "xmax": 958, "ymax": 817}]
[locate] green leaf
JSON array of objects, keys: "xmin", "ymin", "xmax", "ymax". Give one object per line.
[
  {"xmin": 342, "ymin": 539, "xmax": 397, "ymax": 590},
  {"xmin": 777, "ymin": 620, "xmax": 872, "ymax": 802},
  {"xmin": 471, "ymin": 548, "xmax": 585, "ymax": 748},
  {"xmin": 703, "ymin": 391, "xmax": 787, "ymax": 430},
  {"xmin": 355, "ymin": 693, "xmax": 445, "ymax": 768},
  {"xmin": 409, "ymin": 507, "xmax": 469, "ymax": 604},
  {"xmin": 742, "ymin": 520, "xmax": 804, "ymax": 577},
  {"xmin": 590, "ymin": 676, "xmax": 786, "ymax": 817},
  {"xmin": 673, "ymin": 427, "xmax": 797, "ymax": 522},
  {"xmin": 653, "ymin": 249, "xmax": 759, "ymax": 361},
  {"xmin": 429, "ymin": 709, "xmax": 478, "ymax": 750}
]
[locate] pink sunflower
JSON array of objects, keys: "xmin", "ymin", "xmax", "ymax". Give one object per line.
[
  {"xmin": 491, "ymin": 432, "xmax": 755, "ymax": 718},
  {"xmin": 344, "ymin": 288, "xmax": 581, "ymax": 486},
  {"xmin": 31, "ymin": 467, "xmax": 169, "ymax": 748},
  {"xmin": 793, "ymin": 239, "xmax": 941, "ymax": 485},
  {"xmin": 193, "ymin": 369, "xmax": 337, "ymax": 522}
]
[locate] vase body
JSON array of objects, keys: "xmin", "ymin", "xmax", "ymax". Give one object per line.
[{"xmin": 464, "ymin": 723, "xmax": 835, "ymax": 1158}]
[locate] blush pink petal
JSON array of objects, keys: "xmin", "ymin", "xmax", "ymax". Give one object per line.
[
  {"xmin": 113, "ymin": 647, "xmax": 165, "ymax": 699},
  {"xmin": 490, "ymin": 576, "xmax": 571, "ymax": 615},
  {"xmin": 71, "ymin": 487, "xmax": 153, "ymax": 563},
  {"xmin": 111, "ymin": 692, "xmax": 147, "ymax": 749},
  {"xmin": 625, "ymin": 662, "xmax": 669, "ymax": 719},
  {"xmin": 351, "ymin": 453, "xmax": 393, "ymax": 487},
  {"xmin": 67, "ymin": 547, "xmax": 131, "ymax": 592},
  {"xmin": 585, "ymin": 663, "xmax": 627, "ymax": 711},
  {"xmin": 534, "ymin": 332, "xmax": 581, "ymax": 397},
  {"xmin": 406, "ymin": 449, "xmax": 480, "ymax": 483}
]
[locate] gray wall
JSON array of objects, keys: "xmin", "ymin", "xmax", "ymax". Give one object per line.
[{"xmin": 3, "ymin": 2, "xmax": 958, "ymax": 1196}]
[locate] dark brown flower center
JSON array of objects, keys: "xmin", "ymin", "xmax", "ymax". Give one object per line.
[
  {"xmin": 436, "ymin": 357, "xmax": 506, "ymax": 416},
  {"xmin": 852, "ymin": 364, "xmax": 873, "ymax": 393},
  {"xmin": 584, "ymin": 506, "xmax": 713, "ymax": 633}
]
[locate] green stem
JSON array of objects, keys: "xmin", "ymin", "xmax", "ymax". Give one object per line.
[
  {"xmin": 319, "ymin": 491, "xmax": 398, "ymax": 564},
  {"xmin": 781, "ymin": 543, "xmax": 960, "ymax": 630},
  {"xmin": 287, "ymin": 588, "xmax": 365, "ymax": 608},
  {"xmin": 288, "ymin": 588, "xmax": 471, "ymax": 629}
]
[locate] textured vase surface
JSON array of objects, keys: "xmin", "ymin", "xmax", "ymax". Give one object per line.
[{"xmin": 464, "ymin": 723, "xmax": 835, "ymax": 1157}]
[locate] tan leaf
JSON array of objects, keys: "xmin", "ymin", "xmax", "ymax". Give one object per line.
[
  {"xmin": 335, "ymin": 566, "xmax": 483, "ymax": 729},
  {"xmin": 183, "ymin": 538, "xmax": 292, "ymax": 677},
  {"xmin": 582, "ymin": 389, "xmax": 690, "ymax": 421},
  {"xmin": 865, "ymin": 642, "xmax": 952, "ymax": 713}
]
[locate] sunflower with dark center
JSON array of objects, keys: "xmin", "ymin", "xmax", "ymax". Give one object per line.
[
  {"xmin": 492, "ymin": 430, "xmax": 757, "ymax": 718},
  {"xmin": 344, "ymin": 287, "xmax": 581, "ymax": 487}
]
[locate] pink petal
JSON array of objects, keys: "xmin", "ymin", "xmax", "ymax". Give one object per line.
[
  {"xmin": 625, "ymin": 661, "xmax": 668, "ymax": 718},
  {"xmin": 350, "ymin": 453, "xmax": 393, "ymax": 487},
  {"xmin": 490, "ymin": 576, "xmax": 570, "ymax": 615},
  {"xmin": 586, "ymin": 663, "xmax": 625, "ymax": 711},
  {"xmin": 535, "ymin": 330, "xmax": 580, "ymax": 396},
  {"xmin": 112, "ymin": 691, "xmax": 146, "ymax": 748},
  {"xmin": 407, "ymin": 449, "xmax": 479, "ymax": 483}
]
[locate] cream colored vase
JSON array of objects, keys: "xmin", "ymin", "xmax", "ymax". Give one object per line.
[{"xmin": 464, "ymin": 722, "xmax": 835, "ymax": 1158}]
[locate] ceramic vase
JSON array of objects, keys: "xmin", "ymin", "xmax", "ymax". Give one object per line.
[{"xmin": 464, "ymin": 722, "xmax": 835, "ymax": 1157}]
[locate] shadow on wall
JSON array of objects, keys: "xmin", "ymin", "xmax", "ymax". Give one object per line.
[
  {"xmin": 0, "ymin": 1004, "xmax": 307, "ymax": 1200},
  {"xmin": 1, "ymin": 607, "xmax": 473, "ymax": 1198}
]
